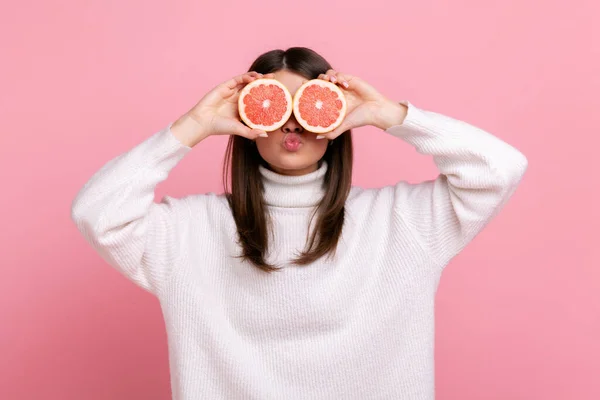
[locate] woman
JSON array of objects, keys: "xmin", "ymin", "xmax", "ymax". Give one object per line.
[{"xmin": 71, "ymin": 47, "xmax": 527, "ymax": 399}]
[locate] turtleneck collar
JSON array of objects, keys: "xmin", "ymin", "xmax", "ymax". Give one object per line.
[{"xmin": 258, "ymin": 161, "xmax": 327, "ymax": 208}]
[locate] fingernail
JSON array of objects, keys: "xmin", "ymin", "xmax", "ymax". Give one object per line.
[
  {"xmin": 316, "ymin": 135, "xmax": 325, "ymax": 139},
  {"xmin": 343, "ymin": 81, "xmax": 349, "ymax": 88},
  {"xmin": 259, "ymin": 133, "xmax": 268, "ymax": 137},
  {"xmin": 330, "ymin": 76, "xmax": 337, "ymax": 83}
]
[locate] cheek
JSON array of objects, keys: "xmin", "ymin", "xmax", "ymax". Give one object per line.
[
  {"xmin": 306, "ymin": 139, "xmax": 329, "ymax": 156},
  {"xmin": 255, "ymin": 138, "xmax": 284, "ymax": 164},
  {"xmin": 255, "ymin": 137, "xmax": 278, "ymax": 159}
]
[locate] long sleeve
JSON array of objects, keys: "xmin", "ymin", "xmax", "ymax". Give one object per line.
[
  {"xmin": 388, "ymin": 101, "xmax": 528, "ymax": 269},
  {"xmin": 71, "ymin": 127, "xmax": 192, "ymax": 294}
]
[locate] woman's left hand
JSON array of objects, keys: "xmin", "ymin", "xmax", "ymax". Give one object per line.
[{"xmin": 316, "ymin": 70, "xmax": 408, "ymax": 139}]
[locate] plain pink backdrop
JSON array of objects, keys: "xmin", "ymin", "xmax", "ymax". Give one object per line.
[{"xmin": 2, "ymin": 0, "xmax": 598, "ymax": 399}]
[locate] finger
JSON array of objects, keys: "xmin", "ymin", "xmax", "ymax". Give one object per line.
[
  {"xmin": 246, "ymin": 71, "xmax": 263, "ymax": 80},
  {"xmin": 316, "ymin": 118, "xmax": 354, "ymax": 140},
  {"xmin": 328, "ymin": 123, "xmax": 351, "ymax": 138},
  {"xmin": 230, "ymin": 74, "xmax": 259, "ymax": 92},
  {"xmin": 227, "ymin": 82, "xmax": 249, "ymax": 98},
  {"xmin": 325, "ymin": 69, "xmax": 338, "ymax": 84},
  {"xmin": 238, "ymin": 127, "xmax": 269, "ymax": 140},
  {"xmin": 317, "ymin": 131, "xmax": 343, "ymax": 140},
  {"xmin": 315, "ymin": 132, "xmax": 337, "ymax": 141},
  {"xmin": 225, "ymin": 72, "xmax": 262, "ymax": 90},
  {"xmin": 324, "ymin": 69, "xmax": 351, "ymax": 89},
  {"xmin": 224, "ymin": 75, "xmax": 243, "ymax": 90},
  {"xmin": 315, "ymin": 126, "xmax": 344, "ymax": 140},
  {"xmin": 318, "ymin": 73, "xmax": 331, "ymax": 81},
  {"xmin": 315, "ymin": 134, "xmax": 332, "ymax": 140},
  {"xmin": 232, "ymin": 122, "xmax": 268, "ymax": 140},
  {"xmin": 235, "ymin": 73, "xmax": 262, "ymax": 89},
  {"xmin": 249, "ymin": 129, "xmax": 269, "ymax": 139},
  {"xmin": 225, "ymin": 74, "xmax": 248, "ymax": 90},
  {"xmin": 335, "ymin": 73, "xmax": 352, "ymax": 89},
  {"xmin": 242, "ymin": 73, "xmax": 259, "ymax": 84}
]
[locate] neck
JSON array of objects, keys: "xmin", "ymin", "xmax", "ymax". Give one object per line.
[
  {"xmin": 259, "ymin": 161, "xmax": 327, "ymax": 208},
  {"xmin": 267, "ymin": 162, "xmax": 319, "ymax": 177}
]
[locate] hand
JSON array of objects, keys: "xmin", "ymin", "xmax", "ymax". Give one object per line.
[
  {"xmin": 315, "ymin": 70, "xmax": 408, "ymax": 140},
  {"xmin": 171, "ymin": 72, "xmax": 273, "ymax": 147}
]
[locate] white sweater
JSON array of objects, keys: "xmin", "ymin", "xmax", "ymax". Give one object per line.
[{"xmin": 71, "ymin": 101, "xmax": 527, "ymax": 400}]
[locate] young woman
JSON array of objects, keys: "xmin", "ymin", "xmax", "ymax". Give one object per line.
[{"xmin": 71, "ymin": 47, "xmax": 527, "ymax": 399}]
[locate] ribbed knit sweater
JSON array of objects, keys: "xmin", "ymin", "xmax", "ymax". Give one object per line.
[{"xmin": 71, "ymin": 101, "xmax": 527, "ymax": 400}]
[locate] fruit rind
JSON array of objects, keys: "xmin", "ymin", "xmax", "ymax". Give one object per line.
[
  {"xmin": 238, "ymin": 78, "xmax": 293, "ymax": 132},
  {"xmin": 292, "ymin": 79, "xmax": 347, "ymax": 134}
]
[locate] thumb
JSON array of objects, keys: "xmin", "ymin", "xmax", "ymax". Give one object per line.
[
  {"xmin": 220, "ymin": 118, "xmax": 266, "ymax": 139},
  {"xmin": 327, "ymin": 120, "xmax": 353, "ymax": 139},
  {"xmin": 233, "ymin": 122, "xmax": 267, "ymax": 140},
  {"xmin": 326, "ymin": 108, "xmax": 371, "ymax": 138}
]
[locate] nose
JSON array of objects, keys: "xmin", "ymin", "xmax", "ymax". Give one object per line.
[{"xmin": 281, "ymin": 116, "xmax": 304, "ymax": 134}]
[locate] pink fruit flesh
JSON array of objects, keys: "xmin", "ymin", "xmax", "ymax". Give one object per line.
[
  {"xmin": 297, "ymin": 85, "xmax": 343, "ymax": 128},
  {"xmin": 243, "ymin": 84, "xmax": 288, "ymax": 126}
]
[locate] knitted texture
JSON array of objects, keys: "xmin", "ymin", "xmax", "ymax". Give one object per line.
[{"xmin": 71, "ymin": 102, "xmax": 527, "ymax": 399}]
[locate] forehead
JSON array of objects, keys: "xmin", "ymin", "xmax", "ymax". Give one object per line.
[{"xmin": 272, "ymin": 70, "xmax": 309, "ymax": 95}]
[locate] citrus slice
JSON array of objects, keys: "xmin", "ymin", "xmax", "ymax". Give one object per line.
[
  {"xmin": 292, "ymin": 79, "xmax": 347, "ymax": 133},
  {"xmin": 238, "ymin": 78, "xmax": 293, "ymax": 132}
]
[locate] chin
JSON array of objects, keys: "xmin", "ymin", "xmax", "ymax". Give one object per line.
[{"xmin": 265, "ymin": 157, "xmax": 321, "ymax": 176}]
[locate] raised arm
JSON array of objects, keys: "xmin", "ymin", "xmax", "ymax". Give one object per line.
[
  {"xmin": 387, "ymin": 101, "xmax": 527, "ymax": 267},
  {"xmin": 317, "ymin": 69, "xmax": 527, "ymax": 269},
  {"xmin": 71, "ymin": 128, "xmax": 192, "ymax": 293},
  {"xmin": 71, "ymin": 72, "xmax": 272, "ymax": 293}
]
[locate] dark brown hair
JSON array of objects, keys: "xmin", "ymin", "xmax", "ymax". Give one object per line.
[{"xmin": 223, "ymin": 47, "xmax": 353, "ymax": 272}]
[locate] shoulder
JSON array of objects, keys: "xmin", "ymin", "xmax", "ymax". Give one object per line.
[
  {"xmin": 159, "ymin": 191, "xmax": 228, "ymax": 208},
  {"xmin": 347, "ymin": 181, "xmax": 414, "ymax": 209},
  {"xmin": 174, "ymin": 191, "xmax": 229, "ymax": 209},
  {"xmin": 159, "ymin": 192, "xmax": 232, "ymax": 227},
  {"xmin": 346, "ymin": 181, "xmax": 433, "ymax": 225}
]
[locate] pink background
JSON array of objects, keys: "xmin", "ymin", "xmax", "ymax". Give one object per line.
[{"xmin": 2, "ymin": 0, "xmax": 598, "ymax": 399}]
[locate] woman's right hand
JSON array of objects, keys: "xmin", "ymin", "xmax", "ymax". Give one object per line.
[{"xmin": 171, "ymin": 72, "xmax": 273, "ymax": 147}]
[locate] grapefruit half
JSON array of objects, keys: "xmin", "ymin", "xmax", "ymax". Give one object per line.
[
  {"xmin": 238, "ymin": 78, "xmax": 293, "ymax": 132},
  {"xmin": 293, "ymin": 79, "xmax": 347, "ymax": 133}
]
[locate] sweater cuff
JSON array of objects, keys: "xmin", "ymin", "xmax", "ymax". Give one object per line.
[
  {"xmin": 384, "ymin": 100, "xmax": 420, "ymax": 137},
  {"xmin": 142, "ymin": 126, "xmax": 193, "ymax": 172},
  {"xmin": 384, "ymin": 101, "xmax": 463, "ymax": 148}
]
